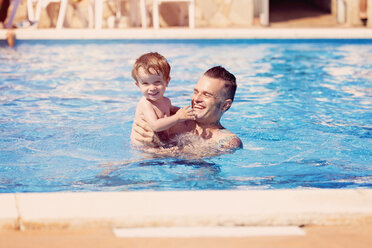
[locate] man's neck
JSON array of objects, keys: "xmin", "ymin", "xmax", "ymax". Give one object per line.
[{"xmin": 194, "ymin": 121, "xmax": 222, "ymax": 138}]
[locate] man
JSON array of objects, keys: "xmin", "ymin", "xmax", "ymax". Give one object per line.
[{"xmin": 132, "ymin": 66, "xmax": 242, "ymax": 157}]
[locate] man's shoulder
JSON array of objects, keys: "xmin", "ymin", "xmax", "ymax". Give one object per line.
[{"xmin": 215, "ymin": 129, "xmax": 242, "ymax": 150}]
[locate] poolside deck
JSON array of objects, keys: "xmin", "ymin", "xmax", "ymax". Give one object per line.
[
  {"xmin": 1, "ymin": 223, "xmax": 372, "ymax": 248},
  {"xmin": 1, "ymin": 190, "xmax": 372, "ymax": 247}
]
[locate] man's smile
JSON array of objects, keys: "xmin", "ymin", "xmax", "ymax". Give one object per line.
[
  {"xmin": 193, "ymin": 105, "xmax": 205, "ymax": 109},
  {"xmin": 193, "ymin": 104, "xmax": 205, "ymax": 110}
]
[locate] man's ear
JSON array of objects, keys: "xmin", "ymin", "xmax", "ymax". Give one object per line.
[{"xmin": 222, "ymin": 99, "xmax": 232, "ymax": 112}]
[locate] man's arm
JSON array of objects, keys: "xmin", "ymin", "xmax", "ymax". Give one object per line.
[
  {"xmin": 132, "ymin": 122, "xmax": 242, "ymax": 158},
  {"xmin": 132, "ymin": 115, "xmax": 164, "ymax": 147},
  {"xmin": 219, "ymin": 135, "xmax": 243, "ymax": 150},
  {"xmin": 215, "ymin": 130, "xmax": 243, "ymax": 151}
]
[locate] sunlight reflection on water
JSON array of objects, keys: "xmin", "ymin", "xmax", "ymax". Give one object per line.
[{"xmin": 0, "ymin": 39, "xmax": 371, "ymax": 192}]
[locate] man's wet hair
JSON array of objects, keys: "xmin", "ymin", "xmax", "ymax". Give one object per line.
[{"xmin": 204, "ymin": 66, "xmax": 237, "ymax": 102}]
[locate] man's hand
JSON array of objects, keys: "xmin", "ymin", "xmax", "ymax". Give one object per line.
[{"xmin": 133, "ymin": 115, "xmax": 162, "ymax": 147}]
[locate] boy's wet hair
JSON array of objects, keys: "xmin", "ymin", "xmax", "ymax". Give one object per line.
[
  {"xmin": 204, "ymin": 66, "xmax": 237, "ymax": 102},
  {"xmin": 132, "ymin": 52, "xmax": 171, "ymax": 82}
]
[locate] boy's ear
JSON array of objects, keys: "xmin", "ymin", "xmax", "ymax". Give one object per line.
[
  {"xmin": 222, "ymin": 99, "xmax": 232, "ymax": 112},
  {"xmin": 165, "ymin": 77, "xmax": 171, "ymax": 86}
]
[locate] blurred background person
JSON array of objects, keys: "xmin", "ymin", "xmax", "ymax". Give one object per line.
[
  {"xmin": 0, "ymin": 0, "xmax": 10, "ymax": 28},
  {"xmin": 0, "ymin": 0, "xmax": 15, "ymax": 47}
]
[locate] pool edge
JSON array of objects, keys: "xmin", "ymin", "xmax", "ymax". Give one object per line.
[
  {"xmin": 1, "ymin": 28, "xmax": 372, "ymax": 40},
  {"xmin": 1, "ymin": 189, "xmax": 371, "ymax": 230}
]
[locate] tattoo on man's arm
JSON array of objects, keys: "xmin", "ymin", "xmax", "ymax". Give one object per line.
[{"xmin": 216, "ymin": 136, "xmax": 242, "ymax": 150}]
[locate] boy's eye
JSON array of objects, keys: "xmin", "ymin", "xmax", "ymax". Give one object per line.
[
  {"xmin": 154, "ymin": 81, "xmax": 162, "ymax": 86},
  {"xmin": 142, "ymin": 82, "xmax": 149, "ymax": 86}
]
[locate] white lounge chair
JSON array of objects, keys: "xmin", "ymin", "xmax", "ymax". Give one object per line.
[
  {"xmin": 91, "ymin": 0, "xmax": 147, "ymax": 29},
  {"xmin": 259, "ymin": 0, "xmax": 269, "ymax": 26},
  {"xmin": 152, "ymin": 0, "xmax": 194, "ymax": 28},
  {"xmin": 27, "ymin": 0, "xmax": 68, "ymax": 28}
]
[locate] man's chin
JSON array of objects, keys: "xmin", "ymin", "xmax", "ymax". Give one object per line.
[
  {"xmin": 193, "ymin": 108, "xmax": 207, "ymax": 121},
  {"xmin": 194, "ymin": 115, "xmax": 205, "ymax": 122},
  {"xmin": 193, "ymin": 113, "xmax": 202, "ymax": 120}
]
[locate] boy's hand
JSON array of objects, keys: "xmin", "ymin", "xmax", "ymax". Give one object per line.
[{"xmin": 175, "ymin": 105, "xmax": 195, "ymax": 121}]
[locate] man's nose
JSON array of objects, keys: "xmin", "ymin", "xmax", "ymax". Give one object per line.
[{"xmin": 193, "ymin": 93, "xmax": 203, "ymax": 102}]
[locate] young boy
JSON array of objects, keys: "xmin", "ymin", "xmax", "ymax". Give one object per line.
[{"xmin": 130, "ymin": 52, "xmax": 195, "ymax": 147}]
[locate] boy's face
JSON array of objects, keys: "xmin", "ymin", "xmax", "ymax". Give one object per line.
[{"xmin": 136, "ymin": 67, "xmax": 170, "ymax": 102}]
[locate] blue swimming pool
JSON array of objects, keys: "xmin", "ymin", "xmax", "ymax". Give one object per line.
[{"xmin": 0, "ymin": 39, "xmax": 371, "ymax": 192}]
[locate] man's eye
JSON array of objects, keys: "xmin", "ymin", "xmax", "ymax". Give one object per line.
[{"xmin": 203, "ymin": 92, "xmax": 213, "ymax": 98}]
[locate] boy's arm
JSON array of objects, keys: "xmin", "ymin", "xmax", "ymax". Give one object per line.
[{"xmin": 142, "ymin": 101, "xmax": 194, "ymax": 132}]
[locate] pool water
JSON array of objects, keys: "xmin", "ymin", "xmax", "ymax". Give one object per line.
[{"xmin": 0, "ymin": 39, "xmax": 371, "ymax": 192}]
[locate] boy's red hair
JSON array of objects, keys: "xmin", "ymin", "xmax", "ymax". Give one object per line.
[{"xmin": 132, "ymin": 52, "xmax": 171, "ymax": 82}]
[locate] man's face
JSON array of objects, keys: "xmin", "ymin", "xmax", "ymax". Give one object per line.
[
  {"xmin": 136, "ymin": 67, "xmax": 169, "ymax": 102},
  {"xmin": 192, "ymin": 75, "xmax": 228, "ymax": 124}
]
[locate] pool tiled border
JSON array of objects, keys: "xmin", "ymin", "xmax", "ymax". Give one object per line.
[
  {"xmin": 1, "ymin": 28, "xmax": 372, "ymax": 40},
  {"xmin": 0, "ymin": 190, "xmax": 371, "ymax": 230}
]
